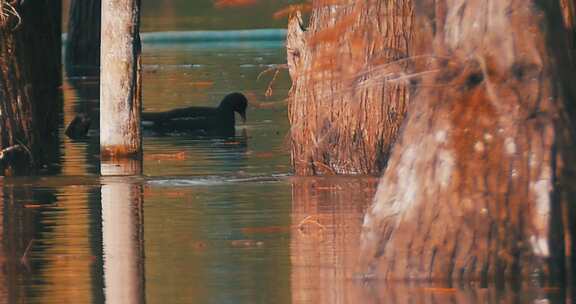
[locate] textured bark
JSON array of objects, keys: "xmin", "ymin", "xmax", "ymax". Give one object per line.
[
  {"xmin": 100, "ymin": 0, "xmax": 142, "ymax": 162},
  {"xmin": 65, "ymin": 0, "xmax": 101, "ymax": 76},
  {"xmin": 361, "ymin": 0, "xmax": 576, "ymax": 283},
  {"xmin": 0, "ymin": 0, "xmax": 62, "ymax": 174},
  {"xmin": 0, "ymin": 27, "xmax": 35, "ymax": 173},
  {"xmin": 287, "ymin": 1, "xmax": 414, "ymax": 175}
]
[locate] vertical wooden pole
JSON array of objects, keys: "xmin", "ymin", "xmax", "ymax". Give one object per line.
[{"xmin": 100, "ymin": 0, "xmax": 142, "ymax": 174}]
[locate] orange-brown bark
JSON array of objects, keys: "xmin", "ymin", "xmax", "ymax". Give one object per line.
[
  {"xmin": 287, "ymin": 1, "xmax": 414, "ymax": 175},
  {"xmin": 361, "ymin": 0, "xmax": 576, "ymax": 282}
]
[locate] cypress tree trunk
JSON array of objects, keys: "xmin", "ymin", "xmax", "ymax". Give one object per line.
[
  {"xmin": 287, "ymin": 1, "xmax": 414, "ymax": 175},
  {"xmin": 18, "ymin": 0, "xmax": 62, "ymax": 166},
  {"xmin": 0, "ymin": 25, "xmax": 35, "ymax": 173},
  {"xmin": 361, "ymin": 0, "xmax": 576, "ymax": 283},
  {"xmin": 0, "ymin": 0, "xmax": 62, "ymax": 175},
  {"xmin": 65, "ymin": 0, "xmax": 101, "ymax": 76}
]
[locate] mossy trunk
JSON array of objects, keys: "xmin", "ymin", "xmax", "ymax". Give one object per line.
[
  {"xmin": 361, "ymin": 0, "xmax": 576, "ymax": 283},
  {"xmin": 66, "ymin": 0, "xmax": 101, "ymax": 76},
  {"xmin": 0, "ymin": 0, "xmax": 62, "ymax": 175},
  {"xmin": 287, "ymin": 1, "xmax": 414, "ymax": 175}
]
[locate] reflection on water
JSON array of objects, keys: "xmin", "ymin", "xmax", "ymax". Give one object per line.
[
  {"xmin": 291, "ymin": 177, "xmax": 378, "ymax": 304},
  {"xmin": 1, "ymin": 177, "xmax": 572, "ymax": 303},
  {"xmin": 143, "ymin": 179, "xmax": 291, "ymax": 303},
  {"xmin": 101, "ymin": 177, "xmax": 145, "ymax": 303}
]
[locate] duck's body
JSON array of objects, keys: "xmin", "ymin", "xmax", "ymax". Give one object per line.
[{"xmin": 142, "ymin": 92, "xmax": 248, "ymax": 136}]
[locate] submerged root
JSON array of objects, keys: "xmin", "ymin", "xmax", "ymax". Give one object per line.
[{"xmin": 257, "ymin": 64, "xmax": 288, "ymax": 97}]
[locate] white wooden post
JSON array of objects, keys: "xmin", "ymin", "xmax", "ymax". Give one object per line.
[{"xmin": 100, "ymin": 0, "xmax": 142, "ymax": 174}]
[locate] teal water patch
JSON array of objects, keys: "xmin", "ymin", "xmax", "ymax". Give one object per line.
[
  {"xmin": 141, "ymin": 29, "xmax": 287, "ymax": 43},
  {"xmin": 63, "ymin": 29, "xmax": 286, "ymax": 44},
  {"xmin": 142, "ymin": 39, "xmax": 285, "ymax": 50}
]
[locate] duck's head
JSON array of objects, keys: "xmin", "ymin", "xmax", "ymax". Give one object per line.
[{"xmin": 219, "ymin": 92, "xmax": 248, "ymax": 122}]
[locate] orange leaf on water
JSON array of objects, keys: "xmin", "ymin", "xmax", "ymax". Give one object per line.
[
  {"xmin": 192, "ymin": 241, "xmax": 208, "ymax": 251},
  {"xmin": 423, "ymin": 288, "xmax": 456, "ymax": 294},
  {"xmin": 24, "ymin": 204, "xmax": 43, "ymax": 209},
  {"xmin": 189, "ymin": 81, "xmax": 214, "ymax": 89},
  {"xmin": 214, "ymin": 0, "xmax": 258, "ymax": 9},
  {"xmin": 230, "ymin": 239, "xmax": 265, "ymax": 248},
  {"xmin": 164, "ymin": 191, "xmax": 186, "ymax": 198},
  {"xmin": 254, "ymin": 152, "xmax": 275, "ymax": 158},
  {"xmin": 145, "ymin": 151, "xmax": 187, "ymax": 161}
]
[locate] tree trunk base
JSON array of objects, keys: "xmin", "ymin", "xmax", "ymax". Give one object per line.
[{"xmin": 361, "ymin": 0, "xmax": 576, "ymax": 283}]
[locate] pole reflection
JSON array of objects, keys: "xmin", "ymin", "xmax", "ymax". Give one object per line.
[{"xmin": 101, "ymin": 159, "xmax": 145, "ymax": 303}]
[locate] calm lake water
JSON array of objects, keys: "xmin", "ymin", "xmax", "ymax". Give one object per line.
[{"xmin": 1, "ymin": 2, "xmax": 572, "ymax": 303}]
